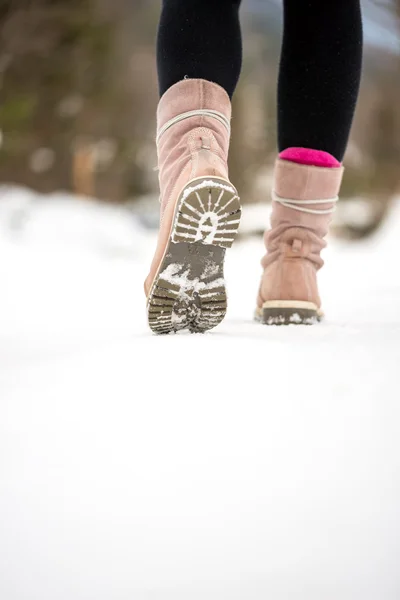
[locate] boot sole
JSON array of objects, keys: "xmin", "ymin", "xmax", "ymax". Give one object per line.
[
  {"xmin": 255, "ymin": 301, "xmax": 323, "ymax": 326},
  {"xmin": 147, "ymin": 177, "xmax": 241, "ymax": 334}
]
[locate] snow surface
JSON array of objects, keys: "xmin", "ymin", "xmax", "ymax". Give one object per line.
[{"xmin": 0, "ymin": 187, "xmax": 399, "ymax": 600}]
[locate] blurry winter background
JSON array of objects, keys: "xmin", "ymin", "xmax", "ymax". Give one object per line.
[{"xmin": 1, "ymin": 1, "xmax": 400, "ymax": 600}]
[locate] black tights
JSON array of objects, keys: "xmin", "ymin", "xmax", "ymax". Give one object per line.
[{"xmin": 157, "ymin": 0, "xmax": 363, "ymax": 162}]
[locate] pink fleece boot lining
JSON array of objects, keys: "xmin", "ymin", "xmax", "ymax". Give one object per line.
[{"xmin": 279, "ymin": 147, "xmax": 341, "ymax": 168}]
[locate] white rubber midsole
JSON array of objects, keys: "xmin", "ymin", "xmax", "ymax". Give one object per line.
[
  {"xmin": 263, "ymin": 300, "xmax": 318, "ymax": 311},
  {"xmin": 256, "ymin": 301, "xmax": 324, "ymax": 318}
]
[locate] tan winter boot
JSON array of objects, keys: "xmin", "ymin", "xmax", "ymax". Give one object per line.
[
  {"xmin": 145, "ymin": 79, "xmax": 241, "ymax": 334},
  {"xmin": 256, "ymin": 158, "xmax": 344, "ymax": 325}
]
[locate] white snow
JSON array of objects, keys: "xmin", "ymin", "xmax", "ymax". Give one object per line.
[
  {"xmin": 159, "ymin": 262, "xmax": 224, "ymax": 294},
  {"xmin": 0, "ymin": 186, "xmax": 400, "ymax": 600}
]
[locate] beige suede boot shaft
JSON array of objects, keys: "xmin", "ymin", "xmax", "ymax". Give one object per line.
[
  {"xmin": 145, "ymin": 79, "xmax": 241, "ymax": 334},
  {"xmin": 256, "ymin": 159, "xmax": 344, "ymax": 325}
]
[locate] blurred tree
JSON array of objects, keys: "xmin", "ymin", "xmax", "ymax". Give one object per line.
[
  {"xmin": 0, "ymin": 0, "xmax": 399, "ymax": 225},
  {"xmin": 335, "ymin": 0, "xmax": 400, "ymax": 238},
  {"xmin": 0, "ymin": 0, "xmax": 159, "ymax": 200}
]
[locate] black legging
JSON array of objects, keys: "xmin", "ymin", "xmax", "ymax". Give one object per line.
[{"xmin": 157, "ymin": 0, "xmax": 363, "ymax": 162}]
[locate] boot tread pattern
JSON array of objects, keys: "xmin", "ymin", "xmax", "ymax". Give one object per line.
[{"xmin": 148, "ymin": 178, "xmax": 241, "ymax": 334}]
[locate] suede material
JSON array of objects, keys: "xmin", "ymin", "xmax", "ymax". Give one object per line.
[
  {"xmin": 157, "ymin": 78, "xmax": 231, "ymax": 215},
  {"xmin": 274, "ymin": 159, "xmax": 344, "ymax": 200},
  {"xmin": 258, "ymin": 159, "xmax": 344, "ymax": 309},
  {"xmin": 261, "ymin": 258, "xmax": 322, "ymax": 306},
  {"xmin": 144, "ymin": 79, "xmax": 232, "ymax": 298}
]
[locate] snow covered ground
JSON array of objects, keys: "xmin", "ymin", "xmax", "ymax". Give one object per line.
[{"xmin": 0, "ymin": 187, "xmax": 399, "ymax": 600}]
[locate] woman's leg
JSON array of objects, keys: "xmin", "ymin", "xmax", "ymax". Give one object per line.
[
  {"xmin": 157, "ymin": 0, "xmax": 243, "ymax": 99},
  {"xmin": 257, "ymin": 0, "xmax": 364, "ymax": 325},
  {"xmin": 278, "ymin": 0, "xmax": 363, "ymax": 163},
  {"xmin": 146, "ymin": 0, "xmax": 243, "ymax": 334}
]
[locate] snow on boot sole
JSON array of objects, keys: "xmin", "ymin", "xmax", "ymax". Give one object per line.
[
  {"xmin": 147, "ymin": 177, "xmax": 241, "ymax": 334},
  {"xmin": 255, "ymin": 301, "xmax": 323, "ymax": 326}
]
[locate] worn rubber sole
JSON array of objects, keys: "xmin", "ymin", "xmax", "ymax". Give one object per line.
[
  {"xmin": 255, "ymin": 300, "xmax": 323, "ymax": 326},
  {"xmin": 147, "ymin": 177, "xmax": 241, "ymax": 334}
]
